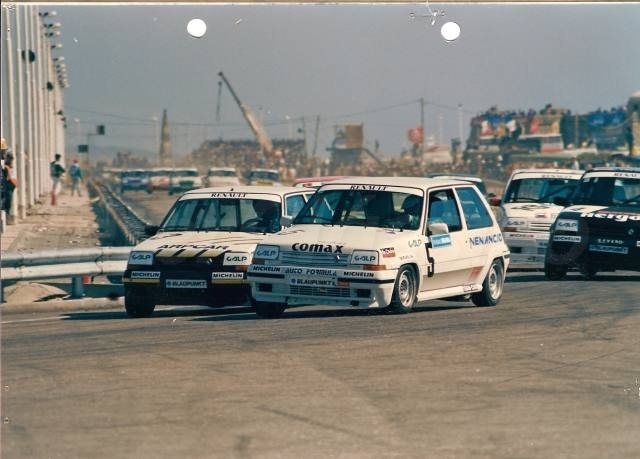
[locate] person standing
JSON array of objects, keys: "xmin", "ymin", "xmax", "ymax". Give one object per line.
[
  {"xmin": 69, "ymin": 158, "xmax": 83, "ymax": 196},
  {"xmin": 50, "ymin": 153, "xmax": 66, "ymax": 205},
  {"xmin": 2, "ymin": 138, "xmax": 18, "ymax": 225}
]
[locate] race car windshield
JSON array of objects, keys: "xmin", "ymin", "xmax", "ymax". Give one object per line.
[
  {"xmin": 159, "ymin": 198, "xmax": 281, "ymax": 232},
  {"xmin": 504, "ymin": 177, "xmax": 579, "ymax": 203},
  {"xmin": 293, "ymin": 189, "xmax": 423, "ymax": 230},
  {"xmin": 572, "ymin": 177, "xmax": 640, "ymax": 206}
]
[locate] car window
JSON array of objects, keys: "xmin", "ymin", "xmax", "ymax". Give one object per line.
[
  {"xmin": 285, "ymin": 194, "xmax": 307, "ymax": 217},
  {"xmin": 456, "ymin": 186, "xmax": 494, "ymax": 230},
  {"xmin": 427, "ymin": 189, "xmax": 462, "ymax": 232}
]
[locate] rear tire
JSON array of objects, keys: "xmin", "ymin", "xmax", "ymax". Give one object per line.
[
  {"xmin": 124, "ymin": 287, "xmax": 156, "ymax": 318},
  {"xmin": 471, "ymin": 259, "xmax": 504, "ymax": 307},
  {"xmin": 389, "ymin": 265, "xmax": 417, "ymax": 314},
  {"xmin": 252, "ymin": 298, "xmax": 286, "ymax": 319}
]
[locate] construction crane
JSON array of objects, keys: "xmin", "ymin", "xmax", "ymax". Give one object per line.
[{"xmin": 217, "ymin": 71, "xmax": 275, "ymax": 159}]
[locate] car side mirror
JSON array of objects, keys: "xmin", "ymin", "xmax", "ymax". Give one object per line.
[
  {"xmin": 428, "ymin": 222, "xmax": 449, "ymax": 235},
  {"xmin": 488, "ymin": 196, "xmax": 502, "ymax": 206},
  {"xmin": 280, "ymin": 215, "xmax": 293, "ymax": 227},
  {"xmin": 144, "ymin": 224, "xmax": 159, "ymax": 236}
]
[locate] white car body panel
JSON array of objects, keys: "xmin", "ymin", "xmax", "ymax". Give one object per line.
[{"xmin": 248, "ymin": 176, "xmax": 510, "ymax": 311}]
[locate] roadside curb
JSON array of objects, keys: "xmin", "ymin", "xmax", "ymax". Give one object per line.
[{"xmin": 1, "ymin": 296, "xmax": 124, "ymax": 314}]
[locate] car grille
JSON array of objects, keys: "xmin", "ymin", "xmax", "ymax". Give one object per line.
[
  {"xmin": 289, "ymin": 285, "xmax": 351, "ymax": 297},
  {"xmin": 280, "ymin": 251, "xmax": 350, "ymax": 266},
  {"xmin": 529, "ymin": 222, "xmax": 551, "ymax": 231}
]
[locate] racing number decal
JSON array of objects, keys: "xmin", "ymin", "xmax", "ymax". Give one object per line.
[{"xmin": 424, "ymin": 241, "xmax": 435, "ymax": 277}]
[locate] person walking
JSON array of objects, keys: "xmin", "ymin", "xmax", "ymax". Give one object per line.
[
  {"xmin": 69, "ymin": 158, "xmax": 83, "ymax": 196},
  {"xmin": 50, "ymin": 153, "xmax": 66, "ymax": 206}
]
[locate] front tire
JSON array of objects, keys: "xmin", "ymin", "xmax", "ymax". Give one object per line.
[
  {"xmin": 471, "ymin": 259, "xmax": 504, "ymax": 307},
  {"xmin": 124, "ymin": 287, "xmax": 156, "ymax": 318},
  {"xmin": 389, "ymin": 265, "xmax": 417, "ymax": 314},
  {"xmin": 544, "ymin": 261, "xmax": 568, "ymax": 280},
  {"xmin": 252, "ymin": 298, "xmax": 286, "ymax": 319}
]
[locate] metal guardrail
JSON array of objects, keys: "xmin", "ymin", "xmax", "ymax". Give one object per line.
[
  {"xmin": 0, "ymin": 181, "xmax": 149, "ymax": 303},
  {"xmin": 1, "ymin": 247, "xmax": 132, "ymax": 301},
  {"xmin": 92, "ymin": 182, "xmax": 152, "ymax": 245}
]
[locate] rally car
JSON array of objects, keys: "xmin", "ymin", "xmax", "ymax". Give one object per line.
[
  {"xmin": 544, "ymin": 167, "xmax": 640, "ymax": 280},
  {"xmin": 489, "ymin": 168, "xmax": 583, "ymax": 267},
  {"xmin": 247, "ymin": 176, "xmax": 511, "ymax": 318},
  {"xmin": 123, "ymin": 186, "xmax": 313, "ymax": 317},
  {"xmin": 119, "ymin": 168, "xmax": 150, "ymax": 194},
  {"xmin": 168, "ymin": 167, "xmax": 204, "ymax": 195}
]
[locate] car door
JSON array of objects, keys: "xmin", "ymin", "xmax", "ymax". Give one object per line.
[{"xmin": 421, "ymin": 188, "xmax": 474, "ymax": 293}]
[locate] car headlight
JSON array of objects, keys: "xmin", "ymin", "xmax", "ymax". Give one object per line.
[
  {"xmin": 351, "ymin": 250, "xmax": 379, "ymax": 265},
  {"xmin": 502, "ymin": 218, "xmax": 527, "ymax": 232},
  {"xmin": 553, "ymin": 218, "xmax": 579, "ymax": 232},
  {"xmin": 128, "ymin": 251, "xmax": 154, "ymax": 265},
  {"xmin": 253, "ymin": 245, "xmax": 279, "ymax": 263}
]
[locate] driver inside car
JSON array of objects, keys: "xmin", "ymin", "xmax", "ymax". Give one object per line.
[{"xmin": 247, "ymin": 199, "xmax": 281, "ymax": 233}]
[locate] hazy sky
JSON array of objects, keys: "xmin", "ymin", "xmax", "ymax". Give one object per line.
[{"xmin": 6, "ymin": 2, "xmax": 640, "ymax": 160}]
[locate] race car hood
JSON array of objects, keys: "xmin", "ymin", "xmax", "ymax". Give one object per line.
[
  {"xmin": 558, "ymin": 204, "xmax": 640, "ymax": 223},
  {"xmin": 266, "ymin": 224, "xmax": 418, "ymax": 253},
  {"xmin": 501, "ymin": 202, "xmax": 565, "ymax": 221},
  {"xmin": 132, "ymin": 231, "xmax": 265, "ymax": 258}
]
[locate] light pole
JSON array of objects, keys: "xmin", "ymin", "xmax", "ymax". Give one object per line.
[{"xmin": 152, "ymin": 115, "xmax": 159, "ymax": 156}]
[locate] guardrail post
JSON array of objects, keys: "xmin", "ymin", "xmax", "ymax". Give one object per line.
[{"xmin": 70, "ymin": 276, "xmax": 85, "ymax": 299}]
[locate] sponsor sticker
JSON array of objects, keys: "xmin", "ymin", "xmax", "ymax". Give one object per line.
[
  {"xmin": 166, "ymin": 279, "xmax": 207, "ymax": 288},
  {"xmin": 342, "ymin": 271, "xmax": 375, "ymax": 278},
  {"xmin": 431, "ymin": 234, "xmax": 452, "ymax": 248},
  {"xmin": 580, "ymin": 212, "xmax": 640, "ymax": 223},
  {"xmin": 129, "ymin": 252, "xmax": 154, "ymax": 265},
  {"xmin": 289, "ymin": 276, "xmax": 337, "ymax": 287},
  {"xmin": 223, "ymin": 253, "xmax": 250, "ymax": 265},
  {"xmin": 556, "ymin": 219, "xmax": 579, "ymax": 231},
  {"xmin": 588, "ymin": 245, "xmax": 629, "ymax": 254},
  {"xmin": 381, "ymin": 247, "xmax": 396, "ymax": 258},
  {"xmin": 553, "ymin": 235, "xmax": 581, "ymax": 243},
  {"xmin": 131, "ymin": 271, "xmax": 161, "ymax": 279},
  {"xmin": 468, "ymin": 233, "xmax": 503, "ymax": 247},
  {"xmin": 212, "ymin": 272, "xmax": 244, "ymax": 279},
  {"xmin": 292, "ymin": 243, "xmax": 343, "ymax": 253}
]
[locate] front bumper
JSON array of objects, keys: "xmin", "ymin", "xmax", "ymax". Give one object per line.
[
  {"xmin": 123, "ymin": 267, "xmax": 250, "ymax": 306},
  {"xmin": 248, "ymin": 265, "xmax": 397, "ymax": 308},
  {"xmin": 503, "ymin": 231, "xmax": 549, "ymax": 265}
]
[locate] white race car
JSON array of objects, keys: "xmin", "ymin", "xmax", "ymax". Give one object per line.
[
  {"xmin": 123, "ymin": 186, "xmax": 313, "ymax": 317},
  {"xmin": 489, "ymin": 168, "xmax": 583, "ymax": 267},
  {"xmin": 248, "ymin": 176, "xmax": 511, "ymax": 318}
]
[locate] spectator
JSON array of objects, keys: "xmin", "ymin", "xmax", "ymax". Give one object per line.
[
  {"xmin": 69, "ymin": 158, "xmax": 84, "ymax": 196},
  {"xmin": 2, "ymin": 138, "xmax": 18, "ymax": 225},
  {"xmin": 570, "ymin": 157, "xmax": 581, "ymax": 170},
  {"xmin": 50, "ymin": 153, "xmax": 66, "ymax": 205}
]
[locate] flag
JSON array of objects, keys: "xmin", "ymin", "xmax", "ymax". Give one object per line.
[{"xmin": 407, "ymin": 127, "xmax": 423, "ymax": 145}]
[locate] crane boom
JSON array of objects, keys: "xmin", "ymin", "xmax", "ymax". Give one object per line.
[{"xmin": 218, "ymin": 71, "xmax": 274, "ymax": 157}]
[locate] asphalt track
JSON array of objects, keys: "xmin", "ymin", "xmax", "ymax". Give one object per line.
[{"xmin": 2, "ymin": 190, "xmax": 638, "ymax": 458}]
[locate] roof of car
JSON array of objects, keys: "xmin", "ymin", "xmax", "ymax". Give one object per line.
[
  {"xmin": 322, "ymin": 176, "xmax": 476, "ymax": 189},
  {"xmin": 582, "ymin": 166, "xmax": 640, "ymax": 174},
  {"xmin": 510, "ymin": 168, "xmax": 584, "ymax": 175},
  {"xmin": 182, "ymin": 185, "xmax": 306, "ymax": 197},
  {"xmin": 426, "ymin": 173, "xmax": 484, "ymax": 183}
]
